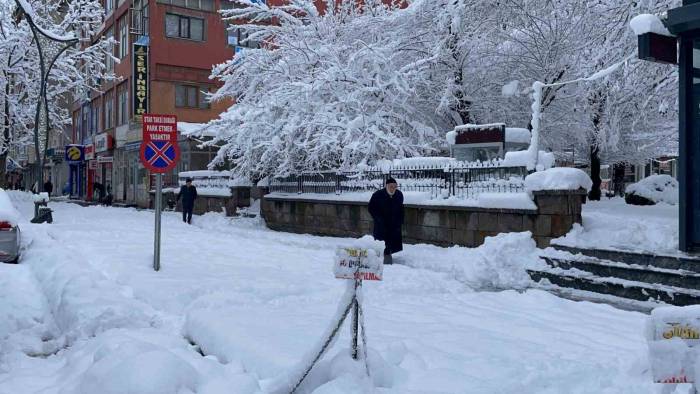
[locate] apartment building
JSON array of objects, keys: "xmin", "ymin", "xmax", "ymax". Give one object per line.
[{"xmin": 69, "ymin": 0, "xmax": 241, "ymax": 205}]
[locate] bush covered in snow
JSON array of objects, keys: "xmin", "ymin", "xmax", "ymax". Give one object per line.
[{"xmin": 625, "ymin": 175, "xmax": 678, "ymax": 206}]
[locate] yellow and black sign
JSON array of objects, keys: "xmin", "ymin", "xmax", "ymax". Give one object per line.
[
  {"xmin": 64, "ymin": 145, "xmax": 84, "ymax": 163},
  {"xmin": 133, "ymin": 44, "xmax": 149, "ymax": 120}
]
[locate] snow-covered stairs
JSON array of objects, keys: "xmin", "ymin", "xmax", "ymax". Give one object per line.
[{"xmin": 530, "ymin": 245, "xmax": 700, "ymax": 309}]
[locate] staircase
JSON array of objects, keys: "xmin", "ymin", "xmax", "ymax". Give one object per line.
[{"xmin": 530, "ymin": 245, "xmax": 700, "ymax": 311}]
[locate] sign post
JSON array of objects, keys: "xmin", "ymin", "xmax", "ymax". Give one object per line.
[
  {"xmin": 647, "ymin": 307, "xmax": 700, "ymax": 393},
  {"xmin": 289, "ymin": 247, "xmax": 382, "ymax": 393},
  {"xmin": 333, "ymin": 247, "xmax": 383, "ymax": 360},
  {"xmin": 140, "ymin": 114, "xmax": 179, "ymax": 272}
]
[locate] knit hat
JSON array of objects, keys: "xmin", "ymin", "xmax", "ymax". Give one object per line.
[{"xmin": 385, "ymin": 177, "xmax": 397, "ymax": 185}]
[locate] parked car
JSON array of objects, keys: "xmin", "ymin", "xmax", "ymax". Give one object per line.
[{"xmin": 0, "ymin": 189, "xmax": 21, "ymax": 263}]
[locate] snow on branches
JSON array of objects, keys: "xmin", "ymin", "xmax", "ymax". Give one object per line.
[
  {"xmin": 206, "ymin": 0, "xmax": 450, "ymax": 179},
  {"xmin": 206, "ymin": 0, "xmax": 680, "ymax": 179}
]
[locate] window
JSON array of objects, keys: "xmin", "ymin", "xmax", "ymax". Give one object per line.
[
  {"xmin": 117, "ymin": 83, "xmax": 129, "ymax": 126},
  {"xmin": 166, "ymin": 14, "xmax": 204, "ymax": 41},
  {"xmin": 105, "ymin": 27, "xmax": 114, "ymax": 72},
  {"xmin": 104, "ymin": 92, "xmax": 114, "ymax": 129},
  {"xmin": 227, "ymin": 27, "xmax": 260, "ymax": 48},
  {"xmin": 73, "ymin": 112, "xmax": 80, "ymax": 141},
  {"xmin": 132, "ymin": 0, "xmax": 149, "ymax": 36},
  {"xmin": 81, "ymin": 105, "xmax": 89, "ymax": 141},
  {"xmin": 175, "ymin": 84, "xmax": 209, "ymax": 109},
  {"xmin": 157, "ymin": 0, "xmax": 214, "ymax": 11},
  {"xmin": 91, "ymin": 100, "xmax": 101, "ymax": 134},
  {"xmin": 118, "ymin": 16, "xmax": 128, "ymax": 59},
  {"xmin": 105, "ymin": 0, "xmax": 114, "ymax": 14}
]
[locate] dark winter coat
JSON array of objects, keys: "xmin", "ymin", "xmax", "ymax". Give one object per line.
[
  {"xmin": 177, "ymin": 185, "xmax": 198, "ymax": 209},
  {"xmin": 43, "ymin": 181, "xmax": 53, "ymax": 195},
  {"xmin": 368, "ymin": 189, "xmax": 404, "ymax": 254}
]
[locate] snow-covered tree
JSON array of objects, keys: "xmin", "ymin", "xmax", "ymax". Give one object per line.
[
  {"xmin": 204, "ymin": 0, "xmax": 451, "ymax": 179},
  {"xmin": 204, "ymin": 0, "xmax": 679, "ymax": 186},
  {"xmin": 0, "ymin": 0, "xmax": 114, "ymax": 189}
]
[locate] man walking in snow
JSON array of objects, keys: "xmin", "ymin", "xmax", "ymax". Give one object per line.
[
  {"xmin": 368, "ymin": 177, "xmax": 404, "ymax": 265},
  {"xmin": 177, "ymin": 177, "xmax": 198, "ymax": 224}
]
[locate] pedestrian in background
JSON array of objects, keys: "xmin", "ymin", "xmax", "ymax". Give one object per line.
[
  {"xmin": 43, "ymin": 179, "xmax": 53, "ymax": 196},
  {"xmin": 368, "ymin": 177, "xmax": 404, "ymax": 265},
  {"xmin": 177, "ymin": 177, "xmax": 198, "ymax": 224}
]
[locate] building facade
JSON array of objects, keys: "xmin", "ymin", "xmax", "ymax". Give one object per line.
[{"xmin": 68, "ymin": 0, "xmax": 236, "ymax": 206}]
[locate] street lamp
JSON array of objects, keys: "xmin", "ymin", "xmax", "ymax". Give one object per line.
[
  {"xmin": 635, "ymin": 1, "xmax": 700, "ymax": 253},
  {"xmin": 13, "ymin": 0, "xmax": 79, "ymax": 194}
]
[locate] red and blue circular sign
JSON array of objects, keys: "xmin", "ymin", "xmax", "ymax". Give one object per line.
[{"xmin": 140, "ymin": 114, "xmax": 180, "ymax": 173}]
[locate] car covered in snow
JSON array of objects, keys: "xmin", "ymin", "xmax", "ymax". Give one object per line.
[{"xmin": 0, "ymin": 189, "xmax": 21, "ymax": 263}]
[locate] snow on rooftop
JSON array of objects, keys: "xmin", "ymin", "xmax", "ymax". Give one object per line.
[
  {"xmin": 454, "ymin": 123, "xmax": 505, "ymax": 132},
  {"xmin": 630, "ymin": 14, "xmax": 673, "ymax": 37}
]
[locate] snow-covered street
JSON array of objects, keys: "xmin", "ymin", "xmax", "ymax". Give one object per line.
[{"xmin": 0, "ymin": 192, "xmax": 669, "ymax": 393}]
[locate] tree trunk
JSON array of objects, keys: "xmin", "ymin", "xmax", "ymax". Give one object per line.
[
  {"xmin": 588, "ymin": 145, "xmax": 602, "ymax": 201},
  {"xmin": 0, "ymin": 152, "xmax": 8, "ymax": 190},
  {"xmin": 1, "ymin": 70, "xmax": 9, "ymax": 190}
]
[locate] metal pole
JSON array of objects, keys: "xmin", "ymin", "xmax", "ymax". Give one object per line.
[
  {"xmin": 153, "ymin": 173, "xmax": 162, "ymax": 271},
  {"xmin": 351, "ymin": 278, "xmax": 360, "ymax": 360}
]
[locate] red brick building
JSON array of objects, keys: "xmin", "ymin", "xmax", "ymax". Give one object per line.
[
  {"xmin": 68, "ymin": 0, "xmax": 400, "ymax": 205},
  {"xmin": 70, "ymin": 0, "xmax": 236, "ymax": 205}
]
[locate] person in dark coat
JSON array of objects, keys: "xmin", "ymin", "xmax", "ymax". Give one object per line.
[
  {"xmin": 368, "ymin": 177, "xmax": 404, "ymax": 265},
  {"xmin": 613, "ymin": 163, "xmax": 626, "ymax": 197},
  {"xmin": 177, "ymin": 178, "xmax": 198, "ymax": 224},
  {"xmin": 43, "ymin": 179, "xmax": 53, "ymax": 196},
  {"xmin": 93, "ymin": 182, "xmax": 105, "ymax": 202}
]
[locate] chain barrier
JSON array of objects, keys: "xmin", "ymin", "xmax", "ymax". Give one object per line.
[
  {"xmin": 358, "ymin": 299, "xmax": 370, "ymax": 378},
  {"xmin": 289, "ymin": 294, "xmax": 356, "ymax": 394},
  {"xmin": 290, "ymin": 254, "xmax": 376, "ymax": 393}
]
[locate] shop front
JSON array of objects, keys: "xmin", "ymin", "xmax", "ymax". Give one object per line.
[
  {"xmin": 94, "ymin": 132, "xmax": 115, "ymax": 201},
  {"xmin": 65, "ymin": 144, "xmax": 85, "ymax": 198}
]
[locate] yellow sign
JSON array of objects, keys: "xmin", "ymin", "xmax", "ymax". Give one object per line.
[
  {"xmin": 133, "ymin": 44, "xmax": 148, "ymax": 118},
  {"xmin": 662, "ymin": 324, "xmax": 700, "ymax": 340},
  {"xmin": 66, "ymin": 145, "xmax": 83, "ymax": 162}
]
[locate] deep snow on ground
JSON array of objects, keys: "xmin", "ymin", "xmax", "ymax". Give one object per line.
[
  {"xmin": 554, "ymin": 197, "xmax": 679, "ymax": 256},
  {"xmin": 0, "ymin": 192, "xmax": 671, "ymax": 393}
]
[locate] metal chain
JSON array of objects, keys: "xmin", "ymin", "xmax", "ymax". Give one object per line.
[
  {"xmin": 358, "ymin": 300, "xmax": 371, "ymax": 378},
  {"xmin": 290, "ymin": 294, "xmax": 356, "ymax": 394}
]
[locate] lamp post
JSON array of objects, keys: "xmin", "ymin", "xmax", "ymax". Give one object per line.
[
  {"xmin": 13, "ymin": 0, "xmax": 78, "ymax": 194},
  {"xmin": 637, "ymin": 1, "xmax": 700, "ymax": 252}
]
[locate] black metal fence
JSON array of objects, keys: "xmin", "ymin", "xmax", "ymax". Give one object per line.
[{"xmin": 269, "ymin": 166, "xmax": 528, "ymax": 199}]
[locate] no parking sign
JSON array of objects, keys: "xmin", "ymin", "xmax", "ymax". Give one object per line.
[
  {"xmin": 140, "ymin": 114, "xmax": 179, "ymax": 173},
  {"xmin": 140, "ymin": 114, "xmax": 179, "ymax": 272}
]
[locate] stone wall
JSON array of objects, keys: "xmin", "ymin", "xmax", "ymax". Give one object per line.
[
  {"xmin": 150, "ymin": 186, "xmax": 251, "ymax": 216},
  {"xmin": 261, "ymin": 190, "xmax": 585, "ymax": 248}
]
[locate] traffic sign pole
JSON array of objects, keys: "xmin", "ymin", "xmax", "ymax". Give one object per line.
[
  {"xmin": 153, "ymin": 173, "xmax": 162, "ymax": 272},
  {"xmin": 141, "ymin": 113, "xmax": 179, "ymax": 272}
]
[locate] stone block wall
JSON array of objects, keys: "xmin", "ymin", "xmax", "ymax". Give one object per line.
[
  {"xmin": 150, "ymin": 186, "xmax": 251, "ymax": 216},
  {"xmin": 261, "ymin": 189, "xmax": 586, "ymax": 248}
]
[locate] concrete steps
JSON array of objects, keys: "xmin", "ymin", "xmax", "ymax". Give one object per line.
[{"xmin": 531, "ymin": 246, "xmax": 700, "ymax": 308}]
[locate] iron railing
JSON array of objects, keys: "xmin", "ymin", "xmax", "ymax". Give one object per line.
[{"xmin": 269, "ymin": 166, "xmax": 528, "ymax": 200}]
